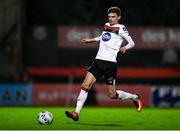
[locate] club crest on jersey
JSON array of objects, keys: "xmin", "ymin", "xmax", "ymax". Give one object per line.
[
  {"xmin": 123, "ymin": 26, "xmax": 128, "ymax": 32},
  {"xmin": 102, "ymin": 32, "xmax": 111, "ymax": 42}
]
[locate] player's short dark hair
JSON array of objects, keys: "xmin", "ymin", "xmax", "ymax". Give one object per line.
[{"xmin": 107, "ymin": 7, "xmax": 121, "ymax": 16}]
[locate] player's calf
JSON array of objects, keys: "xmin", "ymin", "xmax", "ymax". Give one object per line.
[{"xmin": 108, "ymin": 92, "xmax": 118, "ymax": 99}]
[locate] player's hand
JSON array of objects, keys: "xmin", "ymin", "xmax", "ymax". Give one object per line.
[{"xmin": 119, "ymin": 47, "xmax": 126, "ymax": 54}]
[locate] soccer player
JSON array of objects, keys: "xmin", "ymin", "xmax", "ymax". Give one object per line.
[{"xmin": 65, "ymin": 6, "xmax": 142, "ymax": 121}]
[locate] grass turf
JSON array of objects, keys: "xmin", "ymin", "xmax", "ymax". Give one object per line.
[{"xmin": 0, "ymin": 107, "xmax": 179, "ymax": 130}]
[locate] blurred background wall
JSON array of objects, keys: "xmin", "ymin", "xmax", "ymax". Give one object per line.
[{"xmin": 0, "ymin": 0, "xmax": 180, "ymax": 107}]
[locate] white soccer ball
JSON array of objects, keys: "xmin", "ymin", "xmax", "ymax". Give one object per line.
[{"xmin": 38, "ymin": 111, "xmax": 53, "ymax": 124}]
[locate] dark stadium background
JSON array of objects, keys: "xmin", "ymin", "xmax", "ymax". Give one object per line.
[{"xmin": 0, "ymin": 0, "xmax": 180, "ymax": 107}]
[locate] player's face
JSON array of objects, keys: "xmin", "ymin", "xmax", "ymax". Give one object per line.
[{"xmin": 108, "ymin": 13, "xmax": 120, "ymax": 25}]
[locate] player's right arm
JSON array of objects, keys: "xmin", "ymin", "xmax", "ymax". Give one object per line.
[
  {"xmin": 81, "ymin": 36, "xmax": 101, "ymax": 43},
  {"xmin": 81, "ymin": 38, "xmax": 96, "ymax": 43}
]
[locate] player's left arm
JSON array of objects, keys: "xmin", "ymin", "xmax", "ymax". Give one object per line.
[
  {"xmin": 120, "ymin": 35, "xmax": 135, "ymax": 54},
  {"xmin": 119, "ymin": 26, "xmax": 135, "ymax": 54}
]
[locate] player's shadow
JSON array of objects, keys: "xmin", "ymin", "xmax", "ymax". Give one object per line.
[
  {"xmin": 70, "ymin": 122, "xmax": 122, "ymax": 127},
  {"xmin": 80, "ymin": 122, "xmax": 121, "ymax": 127}
]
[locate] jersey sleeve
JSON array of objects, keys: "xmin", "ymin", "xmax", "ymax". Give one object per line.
[
  {"xmin": 119, "ymin": 25, "xmax": 135, "ymax": 49},
  {"xmin": 94, "ymin": 36, "xmax": 101, "ymax": 41}
]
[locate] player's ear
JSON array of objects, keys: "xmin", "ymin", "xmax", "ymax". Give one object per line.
[{"xmin": 118, "ymin": 16, "xmax": 121, "ymax": 20}]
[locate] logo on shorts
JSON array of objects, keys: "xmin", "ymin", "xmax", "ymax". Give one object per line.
[
  {"xmin": 107, "ymin": 77, "xmax": 115, "ymax": 85},
  {"xmin": 102, "ymin": 32, "xmax": 111, "ymax": 42}
]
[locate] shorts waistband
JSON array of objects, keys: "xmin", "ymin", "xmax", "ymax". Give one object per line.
[{"xmin": 95, "ymin": 59, "xmax": 117, "ymax": 65}]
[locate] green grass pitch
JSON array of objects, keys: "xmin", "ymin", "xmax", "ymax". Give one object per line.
[{"xmin": 0, "ymin": 107, "xmax": 179, "ymax": 130}]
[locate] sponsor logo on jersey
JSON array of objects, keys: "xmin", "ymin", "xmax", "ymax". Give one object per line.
[{"xmin": 102, "ymin": 32, "xmax": 111, "ymax": 42}]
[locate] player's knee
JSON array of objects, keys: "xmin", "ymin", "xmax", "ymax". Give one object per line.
[
  {"xmin": 81, "ymin": 83, "xmax": 90, "ymax": 92},
  {"xmin": 82, "ymin": 83, "xmax": 90, "ymax": 89}
]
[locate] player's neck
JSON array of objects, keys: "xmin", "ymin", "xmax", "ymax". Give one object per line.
[{"xmin": 109, "ymin": 23, "xmax": 118, "ymax": 26}]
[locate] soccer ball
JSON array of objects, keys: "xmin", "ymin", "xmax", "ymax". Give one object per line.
[{"xmin": 38, "ymin": 111, "xmax": 53, "ymax": 124}]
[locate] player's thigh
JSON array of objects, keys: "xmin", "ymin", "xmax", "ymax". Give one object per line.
[
  {"xmin": 82, "ymin": 71, "xmax": 96, "ymax": 90},
  {"xmin": 104, "ymin": 64, "xmax": 117, "ymax": 85},
  {"xmin": 106, "ymin": 85, "xmax": 116, "ymax": 96}
]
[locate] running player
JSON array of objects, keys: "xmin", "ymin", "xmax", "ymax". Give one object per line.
[{"xmin": 65, "ymin": 6, "xmax": 142, "ymax": 121}]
